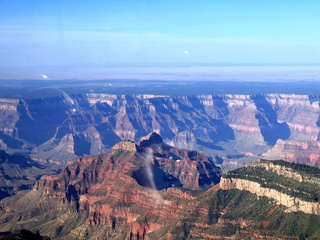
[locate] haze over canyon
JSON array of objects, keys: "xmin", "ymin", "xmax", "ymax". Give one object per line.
[
  {"xmin": 0, "ymin": 80, "xmax": 319, "ymax": 239},
  {"xmin": 1, "ymin": 88, "xmax": 320, "ymax": 171}
]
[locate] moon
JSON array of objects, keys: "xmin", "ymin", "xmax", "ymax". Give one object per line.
[{"xmin": 184, "ymin": 50, "xmax": 189, "ymax": 55}]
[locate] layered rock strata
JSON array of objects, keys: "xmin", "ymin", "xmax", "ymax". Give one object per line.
[
  {"xmin": 0, "ymin": 93, "xmax": 320, "ymax": 169},
  {"xmin": 220, "ymin": 178, "xmax": 320, "ymax": 215},
  {"xmin": 0, "ymin": 133, "xmax": 222, "ymax": 239},
  {"xmin": 221, "ymin": 160, "xmax": 320, "ymax": 215}
]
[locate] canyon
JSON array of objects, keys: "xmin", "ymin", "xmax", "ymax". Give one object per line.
[
  {"xmin": 1, "ymin": 84, "xmax": 320, "ymax": 239},
  {"xmin": 0, "ymin": 93, "xmax": 320, "ymax": 171},
  {"xmin": 0, "ymin": 134, "xmax": 318, "ymax": 239},
  {"xmin": 0, "ymin": 150, "xmax": 59, "ymax": 200}
]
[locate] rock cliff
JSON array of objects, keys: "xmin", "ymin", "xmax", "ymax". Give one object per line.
[
  {"xmin": 0, "ymin": 146, "xmax": 319, "ymax": 239},
  {"xmin": 221, "ymin": 160, "xmax": 320, "ymax": 215},
  {"xmin": 1, "ymin": 93, "xmax": 320, "ymax": 170},
  {"xmin": 220, "ymin": 178, "xmax": 320, "ymax": 215},
  {"xmin": 0, "ymin": 133, "xmax": 222, "ymax": 239},
  {"xmin": 0, "ymin": 150, "xmax": 59, "ymax": 200}
]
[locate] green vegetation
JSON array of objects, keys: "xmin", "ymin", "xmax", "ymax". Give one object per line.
[
  {"xmin": 224, "ymin": 161, "xmax": 320, "ymax": 202},
  {"xmin": 261, "ymin": 159, "xmax": 320, "ymax": 176},
  {"xmin": 196, "ymin": 189, "xmax": 320, "ymax": 240}
]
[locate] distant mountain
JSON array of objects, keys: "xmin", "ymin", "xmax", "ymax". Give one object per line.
[
  {"xmin": 1, "ymin": 93, "xmax": 320, "ymax": 171},
  {"xmin": 0, "ymin": 134, "xmax": 318, "ymax": 239}
]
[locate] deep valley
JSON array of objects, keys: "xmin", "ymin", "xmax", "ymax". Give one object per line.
[
  {"xmin": 1, "ymin": 81, "xmax": 320, "ymax": 171},
  {"xmin": 0, "ymin": 80, "xmax": 320, "ymax": 239},
  {"xmin": 0, "ymin": 133, "xmax": 319, "ymax": 239}
]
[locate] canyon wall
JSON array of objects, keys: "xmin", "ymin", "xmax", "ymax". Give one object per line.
[
  {"xmin": 0, "ymin": 93, "xmax": 320, "ymax": 170},
  {"xmin": 220, "ymin": 178, "xmax": 320, "ymax": 215},
  {"xmin": 220, "ymin": 160, "xmax": 320, "ymax": 215},
  {"xmin": 0, "ymin": 140, "xmax": 319, "ymax": 239}
]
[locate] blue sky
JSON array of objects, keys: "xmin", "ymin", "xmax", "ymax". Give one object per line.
[{"xmin": 1, "ymin": 0, "xmax": 320, "ymax": 69}]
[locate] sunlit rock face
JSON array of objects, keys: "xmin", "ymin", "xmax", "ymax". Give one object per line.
[
  {"xmin": 0, "ymin": 93, "xmax": 320, "ymax": 169},
  {"xmin": 220, "ymin": 160, "xmax": 320, "ymax": 215},
  {"xmin": 0, "ymin": 133, "xmax": 221, "ymax": 239},
  {"xmin": 0, "ymin": 144, "xmax": 319, "ymax": 239}
]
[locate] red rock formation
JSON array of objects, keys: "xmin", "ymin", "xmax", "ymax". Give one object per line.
[
  {"xmin": 264, "ymin": 140, "xmax": 320, "ymax": 168},
  {"xmin": 19, "ymin": 133, "xmax": 219, "ymax": 239},
  {"xmin": 0, "ymin": 146, "xmax": 318, "ymax": 239},
  {"xmin": 1, "ymin": 93, "xmax": 320, "ymax": 169}
]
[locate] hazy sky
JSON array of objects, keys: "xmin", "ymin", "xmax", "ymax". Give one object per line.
[{"xmin": 1, "ymin": 0, "xmax": 320, "ymax": 68}]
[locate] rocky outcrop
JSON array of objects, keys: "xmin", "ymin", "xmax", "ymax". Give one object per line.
[
  {"xmin": 0, "ymin": 99, "xmax": 19, "ymax": 111},
  {"xmin": 1, "ymin": 93, "xmax": 320, "ymax": 169},
  {"xmin": 220, "ymin": 160, "xmax": 320, "ymax": 215},
  {"xmin": 112, "ymin": 139, "xmax": 137, "ymax": 151},
  {"xmin": 0, "ymin": 133, "xmax": 222, "ymax": 239},
  {"xmin": 220, "ymin": 177, "xmax": 320, "ymax": 215},
  {"xmin": 34, "ymin": 132, "xmax": 221, "ymax": 200},
  {"xmin": 169, "ymin": 131, "xmax": 197, "ymax": 150},
  {"xmin": 0, "ymin": 150, "xmax": 319, "ymax": 239},
  {"xmin": 264, "ymin": 139, "xmax": 320, "ymax": 167},
  {"xmin": 0, "ymin": 150, "xmax": 59, "ymax": 200}
]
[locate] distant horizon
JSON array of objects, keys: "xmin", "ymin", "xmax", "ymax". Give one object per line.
[
  {"xmin": 1, "ymin": 65, "xmax": 320, "ymax": 82},
  {"xmin": 3, "ymin": 62, "xmax": 320, "ymax": 68}
]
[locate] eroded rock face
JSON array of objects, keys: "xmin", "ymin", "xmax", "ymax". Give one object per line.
[
  {"xmin": 0, "ymin": 133, "xmax": 221, "ymax": 239},
  {"xmin": 34, "ymin": 132, "xmax": 221, "ymax": 203},
  {"xmin": 263, "ymin": 140, "xmax": 320, "ymax": 167},
  {"xmin": 220, "ymin": 178, "xmax": 320, "ymax": 215},
  {"xmin": 0, "ymin": 93, "xmax": 320, "ymax": 169},
  {"xmin": 112, "ymin": 139, "xmax": 137, "ymax": 152},
  {"xmin": 0, "ymin": 150, "xmax": 60, "ymax": 200},
  {"xmin": 220, "ymin": 160, "xmax": 320, "ymax": 215},
  {"xmin": 0, "ymin": 151, "xmax": 319, "ymax": 239}
]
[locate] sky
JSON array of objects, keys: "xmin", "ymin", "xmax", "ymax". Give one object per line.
[{"xmin": 1, "ymin": 1, "xmax": 320, "ymax": 79}]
